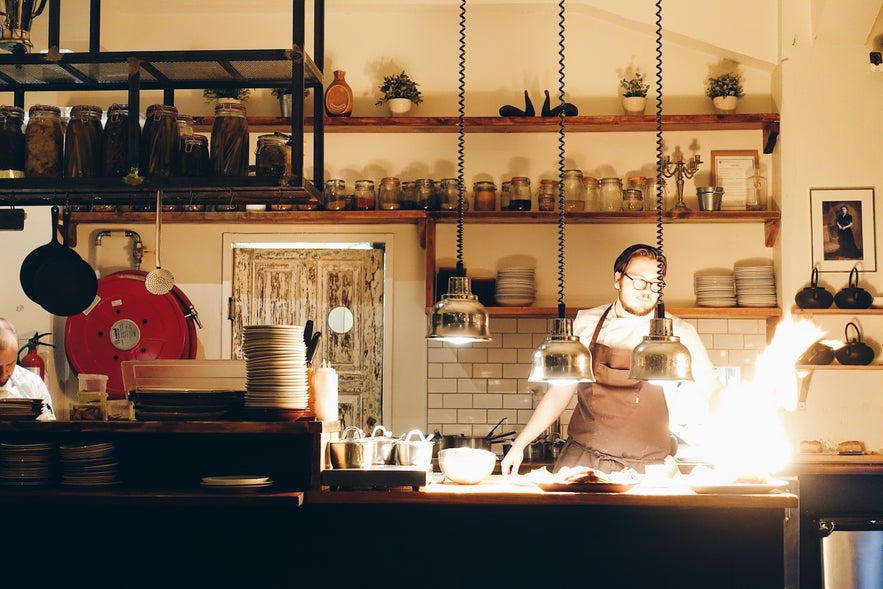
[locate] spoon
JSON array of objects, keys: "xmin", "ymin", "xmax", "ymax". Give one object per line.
[{"xmin": 145, "ymin": 189, "xmax": 175, "ymax": 295}]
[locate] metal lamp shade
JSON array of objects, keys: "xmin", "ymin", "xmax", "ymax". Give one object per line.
[
  {"xmin": 529, "ymin": 318, "xmax": 595, "ymax": 383},
  {"xmin": 427, "ymin": 276, "xmax": 491, "ymax": 344},
  {"xmin": 629, "ymin": 317, "xmax": 694, "ymax": 381}
]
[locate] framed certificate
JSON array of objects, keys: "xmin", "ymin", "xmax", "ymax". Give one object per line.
[{"xmin": 710, "ymin": 150, "xmax": 759, "ymax": 210}]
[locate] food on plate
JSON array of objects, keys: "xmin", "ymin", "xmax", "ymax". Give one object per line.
[
  {"xmin": 554, "ymin": 466, "xmax": 611, "ymax": 484},
  {"xmin": 837, "ymin": 440, "xmax": 864, "ymax": 454},
  {"xmin": 799, "ymin": 440, "xmax": 823, "ymax": 453}
]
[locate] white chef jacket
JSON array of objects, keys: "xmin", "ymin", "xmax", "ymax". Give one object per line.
[{"xmin": 1, "ymin": 365, "xmax": 57, "ymax": 421}]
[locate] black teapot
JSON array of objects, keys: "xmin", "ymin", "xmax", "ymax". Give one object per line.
[
  {"xmin": 798, "ymin": 341, "xmax": 835, "ymax": 365},
  {"xmin": 834, "ymin": 322, "xmax": 875, "ymax": 366},
  {"xmin": 794, "ymin": 267, "xmax": 834, "ymax": 309},
  {"xmin": 834, "ymin": 267, "xmax": 873, "ymax": 309}
]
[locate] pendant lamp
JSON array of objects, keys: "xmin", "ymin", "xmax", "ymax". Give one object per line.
[
  {"xmin": 528, "ymin": 0, "xmax": 593, "ymax": 384},
  {"xmin": 629, "ymin": 0, "xmax": 693, "ymax": 382},
  {"xmin": 426, "ymin": 0, "xmax": 491, "ymax": 345}
]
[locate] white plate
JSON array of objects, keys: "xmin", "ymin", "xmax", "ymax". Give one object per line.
[{"xmin": 201, "ymin": 475, "xmax": 271, "ymax": 485}]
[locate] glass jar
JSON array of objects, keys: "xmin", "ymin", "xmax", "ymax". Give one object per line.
[
  {"xmin": 642, "ymin": 177, "xmax": 667, "ymax": 211},
  {"xmin": 537, "ymin": 179, "xmax": 557, "ymax": 211},
  {"xmin": 562, "ymin": 169, "xmax": 585, "ymax": 212},
  {"xmin": 176, "ymin": 114, "xmax": 195, "ymax": 137},
  {"xmin": 745, "ymin": 169, "xmax": 768, "ymax": 211},
  {"xmin": 472, "ymin": 180, "xmax": 496, "ymax": 211},
  {"xmin": 0, "ymin": 105, "xmax": 25, "ymax": 177},
  {"xmin": 140, "ymin": 104, "xmax": 179, "ymax": 177},
  {"xmin": 437, "ymin": 178, "xmax": 464, "ymax": 211},
  {"xmin": 25, "ymin": 104, "xmax": 63, "ymax": 178},
  {"xmin": 582, "ymin": 176, "xmax": 601, "ymax": 211},
  {"xmin": 378, "ymin": 176, "xmax": 402, "ymax": 210},
  {"xmin": 509, "ymin": 176, "xmax": 532, "ymax": 211},
  {"xmin": 499, "ymin": 180, "xmax": 512, "ymax": 211},
  {"xmin": 179, "ymin": 134, "xmax": 210, "ymax": 177},
  {"xmin": 102, "ymin": 103, "xmax": 133, "ymax": 178},
  {"xmin": 323, "ymin": 178, "xmax": 347, "ymax": 211},
  {"xmin": 210, "ymin": 102, "xmax": 249, "ymax": 177},
  {"xmin": 415, "ymin": 178, "xmax": 437, "ymax": 210},
  {"xmin": 622, "ymin": 188, "xmax": 644, "ymax": 211},
  {"xmin": 353, "ymin": 179, "xmax": 376, "ymax": 210},
  {"xmin": 399, "ymin": 180, "xmax": 417, "ymax": 210},
  {"xmin": 255, "ymin": 133, "xmax": 290, "ymax": 177},
  {"xmin": 64, "ymin": 104, "xmax": 103, "ymax": 179},
  {"xmin": 599, "ymin": 177, "xmax": 623, "ymax": 211}
]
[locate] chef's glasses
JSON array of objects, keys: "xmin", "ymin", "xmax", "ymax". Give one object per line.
[{"xmin": 622, "ymin": 272, "xmax": 662, "ymax": 293}]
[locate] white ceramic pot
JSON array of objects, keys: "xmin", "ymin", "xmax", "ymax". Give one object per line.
[
  {"xmin": 387, "ymin": 98, "xmax": 413, "ymax": 115},
  {"xmin": 712, "ymin": 95, "xmax": 738, "ymax": 113},
  {"xmin": 621, "ymin": 96, "xmax": 646, "ymax": 115}
]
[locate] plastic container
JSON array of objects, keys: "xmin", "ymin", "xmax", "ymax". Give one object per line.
[{"xmin": 77, "ymin": 373, "xmax": 108, "ymax": 394}]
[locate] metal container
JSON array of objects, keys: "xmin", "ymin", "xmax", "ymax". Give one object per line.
[
  {"xmin": 395, "ymin": 429, "xmax": 434, "ymax": 468},
  {"xmin": 364, "ymin": 425, "xmax": 397, "ymax": 465},
  {"xmin": 697, "ymin": 187, "xmax": 723, "ymax": 211},
  {"xmin": 328, "ymin": 426, "xmax": 366, "ymax": 469}
]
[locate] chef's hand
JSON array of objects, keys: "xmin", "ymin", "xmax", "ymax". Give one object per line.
[{"xmin": 500, "ymin": 445, "xmax": 524, "ymax": 476}]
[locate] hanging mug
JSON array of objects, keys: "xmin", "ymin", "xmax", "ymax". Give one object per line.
[
  {"xmin": 833, "ymin": 267, "xmax": 873, "ymax": 309},
  {"xmin": 834, "ymin": 322, "xmax": 875, "ymax": 366},
  {"xmin": 794, "ymin": 267, "xmax": 834, "ymax": 309}
]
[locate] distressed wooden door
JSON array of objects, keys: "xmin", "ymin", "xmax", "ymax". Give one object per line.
[{"xmin": 230, "ymin": 246, "xmax": 384, "ymax": 428}]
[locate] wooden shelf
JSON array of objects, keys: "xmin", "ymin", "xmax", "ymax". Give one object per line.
[
  {"xmin": 472, "ymin": 306, "xmax": 782, "ymax": 318},
  {"xmin": 791, "ymin": 307, "xmax": 883, "ymax": 315}
]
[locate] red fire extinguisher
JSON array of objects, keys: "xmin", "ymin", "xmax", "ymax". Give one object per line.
[{"xmin": 17, "ymin": 332, "xmax": 55, "ymax": 381}]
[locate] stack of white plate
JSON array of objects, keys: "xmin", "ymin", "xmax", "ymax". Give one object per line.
[
  {"xmin": 494, "ymin": 267, "xmax": 536, "ymax": 306},
  {"xmin": 201, "ymin": 475, "xmax": 274, "ymax": 493},
  {"xmin": 734, "ymin": 264, "xmax": 777, "ymax": 307},
  {"xmin": 0, "ymin": 441, "xmax": 55, "ymax": 487},
  {"xmin": 694, "ymin": 273, "xmax": 737, "ymax": 307},
  {"xmin": 243, "ymin": 324, "xmax": 309, "ymax": 411},
  {"xmin": 59, "ymin": 440, "xmax": 121, "ymax": 487}
]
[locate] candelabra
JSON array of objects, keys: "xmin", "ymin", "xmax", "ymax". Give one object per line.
[{"xmin": 660, "ymin": 154, "xmax": 702, "ymax": 211}]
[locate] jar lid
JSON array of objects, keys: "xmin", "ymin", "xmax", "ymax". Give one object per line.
[
  {"xmin": 146, "ymin": 104, "xmax": 179, "ymax": 117},
  {"xmin": 177, "ymin": 114, "xmax": 195, "ymax": 124},
  {"xmin": 563, "ymin": 169, "xmax": 583, "ymax": 177},
  {"xmin": 582, "ymin": 176, "xmax": 600, "ymax": 185},
  {"xmin": 600, "ymin": 177, "xmax": 622, "ymax": 183},
  {"xmin": 511, "ymin": 176, "xmax": 530, "ymax": 183},
  {"xmin": 354, "ymin": 179, "xmax": 375, "ymax": 186},
  {"xmin": 182, "ymin": 134, "xmax": 208, "ymax": 144},
  {"xmin": 214, "ymin": 102, "xmax": 247, "ymax": 116},
  {"xmin": 28, "ymin": 104, "xmax": 61, "ymax": 117},
  {"xmin": 473, "ymin": 181, "xmax": 496, "ymax": 189},
  {"xmin": 540, "ymin": 179, "xmax": 558, "ymax": 186},
  {"xmin": 257, "ymin": 132, "xmax": 289, "ymax": 145},
  {"xmin": 381, "ymin": 176, "xmax": 401, "ymax": 184},
  {"xmin": 70, "ymin": 104, "xmax": 103, "ymax": 119},
  {"xmin": 107, "ymin": 103, "xmax": 128, "ymax": 115},
  {"xmin": 0, "ymin": 105, "xmax": 25, "ymax": 118}
]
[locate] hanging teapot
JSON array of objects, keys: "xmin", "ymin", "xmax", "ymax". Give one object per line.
[
  {"xmin": 794, "ymin": 267, "xmax": 834, "ymax": 309},
  {"xmin": 834, "ymin": 322, "xmax": 875, "ymax": 366},
  {"xmin": 834, "ymin": 267, "xmax": 873, "ymax": 309}
]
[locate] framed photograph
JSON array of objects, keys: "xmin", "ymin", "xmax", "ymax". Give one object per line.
[
  {"xmin": 710, "ymin": 150, "xmax": 759, "ymax": 210},
  {"xmin": 810, "ymin": 187, "xmax": 876, "ymax": 272}
]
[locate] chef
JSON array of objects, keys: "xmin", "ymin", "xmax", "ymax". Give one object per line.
[
  {"xmin": 0, "ymin": 318, "xmax": 56, "ymax": 420},
  {"xmin": 501, "ymin": 244, "xmax": 719, "ymax": 475}
]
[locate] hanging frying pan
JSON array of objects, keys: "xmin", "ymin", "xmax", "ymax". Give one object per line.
[{"xmin": 64, "ymin": 270, "xmax": 199, "ymax": 398}]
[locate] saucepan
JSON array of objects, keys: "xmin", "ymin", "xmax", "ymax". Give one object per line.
[
  {"xmin": 395, "ymin": 429, "xmax": 434, "ymax": 468},
  {"xmin": 329, "ymin": 426, "xmax": 366, "ymax": 469}
]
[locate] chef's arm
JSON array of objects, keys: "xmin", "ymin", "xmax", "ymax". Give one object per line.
[{"xmin": 500, "ymin": 384, "xmax": 575, "ymax": 475}]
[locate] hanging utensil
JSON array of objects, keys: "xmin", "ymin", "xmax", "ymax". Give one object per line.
[
  {"xmin": 306, "ymin": 331, "xmax": 321, "ymax": 366},
  {"xmin": 303, "ymin": 319, "xmax": 314, "ymax": 348},
  {"xmin": 485, "ymin": 417, "xmax": 508, "ymax": 439},
  {"xmin": 145, "ymin": 189, "xmax": 175, "ymax": 295}
]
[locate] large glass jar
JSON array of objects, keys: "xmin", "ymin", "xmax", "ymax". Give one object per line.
[
  {"xmin": 64, "ymin": 104, "xmax": 103, "ymax": 178},
  {"xmin": 179, "ymin": 134, "xmax": 210, "ymax": 177},
  {"xmin": 210, "ymin": 102, "xmax": 249, "ymax": 177},
  {"xmin": 415, "ymin": 178, "xmax": 437, "ymax": 210},
  {"xmin": 582, "ymin": 176, "xmax": 601, "ymax": 211},
  {"xmin": 437, "ymin": 178, "xmax": 465, "ymax": 211},
  {"xmin": 642, "ymin": 177, "xmax": 667, "ymax": 211},
  {"xmin": 102, "ymin": 103, "xmax": 134, "ymax": 177},
  {"xmin": 323, "ymin": 179, "xmax": 347, "ymax": 210},
  {"xmin": 599, "ymin": 177, "xmax": 623, "ymax": 211},
  {"xmin": 353, "ymin": 179, "xmax": 376, "ymax": 210},
  {"xmin": 378, "ymin": 177, "xmax": 402, "ymax": 210},
  {"xmin": 537, "ymin": 179, "xmax": 557, "ymax": 211},
  {"xmin": 472, "ymin": 180, "xmax": 496, "ymax": 211},
  {"xmin": 176, "ymin": 114, "xmax": 195, "ymax": 137},
  {"xmin": 509, "ymin": 176, "xmax": 532, "ymax": 211},
  {"xmin": 562, "ymin": 169, "xmax": 585, "ymax": 212},
  {"xmin": 25, "ymin": 104, "xmax": 63, "ymax": 178},
  {"xmin": 499, "ymin": 180, "xmax": 512, "ymax": 211},
  {"xmin": 622, "ymin": 188, "xmax": 644, "ymax": 211},
  {"xmin": 255, "ymin": 133, "xmax": 290, "ymax": 177},
  {"xmin": 0, "ymin": 105, "xmax": 25, "ymax": 177},
  {"xmin": 399, "ymin": 180, "xmax": 417, "ymax": 210},
  {"xmin": 140, "ymin": 104, "xmax": 179, "ymax": 177}
]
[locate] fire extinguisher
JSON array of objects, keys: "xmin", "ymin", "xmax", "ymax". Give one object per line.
[{"xmin": 17, "ymin": 332, "xmax": 55, "ymax": 381}]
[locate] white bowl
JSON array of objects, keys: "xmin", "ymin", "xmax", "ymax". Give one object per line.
[{"xmin": 438, "ymin": 448, "xmax": 497, "ymax": 485}]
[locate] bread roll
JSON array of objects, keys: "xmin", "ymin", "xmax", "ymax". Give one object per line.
[
  {"xmin": 800, "ymin": 440, "xmax": 823, "ymax": 453},
  {"xmin": 837, "ymin": 440, "xmax": 864, "ymax": 454}
]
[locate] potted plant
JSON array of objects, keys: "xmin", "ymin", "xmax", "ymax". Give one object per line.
[
  {"xmin": 619, "ymin": 71, "xmax": 650, "ymax": 115},
  {"xmin": 375, "ymin": 70, "xmax": 423, "ymax": 115},
  {"xmin": 203, "ymin": 87, "xmax": 251, "ymax": 105},
  {"xmin": 705, "ymin": 72, "xmax": 743, "ymax": 112}
]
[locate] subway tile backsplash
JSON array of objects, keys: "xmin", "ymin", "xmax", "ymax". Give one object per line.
[{"xmin": 427, "ymin": 316, "xmax": 767, "ymax": 438}]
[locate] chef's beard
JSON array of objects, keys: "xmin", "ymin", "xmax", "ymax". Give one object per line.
[{"xmin": 620, "ymin": 295, "xmax": 658, "ymax": 317}]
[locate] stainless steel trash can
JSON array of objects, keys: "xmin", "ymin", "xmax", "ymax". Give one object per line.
[{"xmin": 818, "ymin": 517, "xmax": 883, "ymax": 589}]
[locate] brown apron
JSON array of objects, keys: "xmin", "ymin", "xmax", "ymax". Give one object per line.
[{"xmin": 553, "ymin": 305, "xmax": 670, "ymax": 474}]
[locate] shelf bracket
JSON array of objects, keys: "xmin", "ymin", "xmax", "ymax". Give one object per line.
[
  {"xmin": 763, "ymin": 121, "xmax": 779, "ymax": 154},
  {"xmin": 764, "ymin": 218, "xmax": 780, "ymax": 247},
  {"xmin": 796, "ymin": 369, "xmax": 814, "ymax": 410}
]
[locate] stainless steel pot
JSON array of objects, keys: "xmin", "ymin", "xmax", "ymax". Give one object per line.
[
  {"xmin": 329, "ymin": 426, "xmax": 366, "ymax": 469},
  {"xmin": 437, "ymin": 435, "xmax": 492, "ymax": 452},
  {"xmin": 364, "ymin": 425, "xmax": 397, "ymax": 465},
  {"xmin": 395, "ymin": 429, "xmax": 434, "ymax": 468}
]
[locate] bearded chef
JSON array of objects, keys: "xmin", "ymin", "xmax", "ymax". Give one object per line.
[
  {"xmin": 0, "ymin": 318, "xmax": 56, "ymax": 421},
  {"xmin": 501, "ymin": 244, "xmax": 720, "ymax": 475}
]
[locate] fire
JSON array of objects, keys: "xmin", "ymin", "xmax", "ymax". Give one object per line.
[{"xmin": 702, "ymin": 317, "xmax": 825, "ymax": 479}]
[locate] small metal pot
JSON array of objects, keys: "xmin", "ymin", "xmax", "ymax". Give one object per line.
[
  {"xmin": 395, "ymin": 429, "xmax": 435, "ymax": 468},
  {"xmin": 329, "ymin": 426, "xmax": 366, "ymax": 469},
  {"xmin": 364, "ymin": 425, "xmax": 397, "ymax": 465}
]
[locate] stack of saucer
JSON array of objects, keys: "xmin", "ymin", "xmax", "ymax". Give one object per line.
[
  {"xmin": 243, "ymin": 325, "xmax": 309, "ymax": 412},
  {"xmin": 494, "ymin": 267, "xmax": 536, "ymax": 306},
  {"xmin": 694, "ymin": 272, "xmax": 736, "ymax": 307},
  {"xmin": 0, "ymin": 441, "xmax": 55, "ymax": 487},
  {"xmin": 734, "ymin": 264, "xmax": 777, "ymax": 307},
  {"xmin": 201, "ymin": 475, "xmax": 274, "ymax": 493},
  {"xmin": 59, "ymin": 440, "xmax": 121, "ymax": 488}
]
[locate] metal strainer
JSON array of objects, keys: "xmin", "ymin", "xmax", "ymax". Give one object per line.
[{"xmin": 145, "ymin": 189, "xmax": 175, "ymax": 295}]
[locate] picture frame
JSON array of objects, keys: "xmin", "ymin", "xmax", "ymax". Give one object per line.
[
  {"xmin": 810, "ymin": 187, "xmax": 876, "ymax": 272},
  {"xmin": 710, "ymin": 150, "xmax": 759, "ymax": 210}
]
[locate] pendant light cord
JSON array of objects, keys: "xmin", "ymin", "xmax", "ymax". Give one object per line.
[
  {"xmin": 455, "ymin": 0, "xmax": 467, "ymax": 277},
  {"xmin": 555, "ymin": 0, "xmax": 567, "ymax": 320},
  {"xmin": 653, "ymin": 0, "xmax": 666, "ymax": 318}
]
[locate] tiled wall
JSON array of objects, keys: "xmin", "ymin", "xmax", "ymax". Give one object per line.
[{"xmin": 427, "ymin": 316, "xmax": 769, "ymax": 440}]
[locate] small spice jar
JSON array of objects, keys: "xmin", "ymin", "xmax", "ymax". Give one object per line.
[
  {"xmin": 176, "ymin": 114, "xmax": 195, "ymax": 138},
  {"xmin": 353, "ymin": 179, "xmax": 376, "ymax": 210},
  {"xmin": 537, "ymin": 179, "xmax": 558, "ymax": 211},
  {"xmin": 255, "ymin": 133, "xmax": 290, "ymax": 177},
  {"xmin": 64, "ymin": 104, "xmax": 104, "ymax": 179},
  {"xmin": 25, "ymin": 104, "xmax": 64, "ymax": 178},
  {"xmin": 509, "ymin": 176, "xmax": 532, "ymax": 211},
  {"xmin": 415, "ymin": 178, "xmax": 437, "ymax": 210},
  {"xmin": 472, "ymin": 180, "xmax": 497, "ymax": 211},
  {"xmin": 499, "ymin": 180, "xmax": 512, "ymax": 211},
  {"xmin": 179, "ymin": 134, "xmax": 210, "ymax": 177},
  {"xmin": 582, "ymin": 176, "xmax": 601, "ymax": 211},
  {"xmin": 0, "ymin": 105, "xmax": 26, "ymax": 178},
  {"xmin": 562, "ymin": 169, "xmax": 585, "ymax": 212},
  {"xmin": 102, "ymin": 103, "xmax": 134, "ymax": 178},
  {"xmin": 378, "ymin": 176, "xmax": 403, "ymax": 210},
  {"xmin": 323, "ymin": 179, "xmax": 347, "ymax": 210},
  {"xmin": 210, "ymin": 101, "xmax": 249, "ymax": 177},
  {"xmin": 140, "ymin": 104, "xmax": 180, "ymax": 177},
  {"xmin": 622, "ymin": 188, "xmax": 644, "ymax": 211},
  {"xmin": 599, "ymin": 177, "xmax": 623, "ymax": 211}
]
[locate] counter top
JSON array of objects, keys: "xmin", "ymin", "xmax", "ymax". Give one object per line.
[{"xmin": 784, "ymin": 453, "xmax": 883, "ymax": 475}]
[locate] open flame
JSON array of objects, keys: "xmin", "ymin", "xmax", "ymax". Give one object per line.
[{"xmin": 701, "ymin": 317, "xmax": 824, "ymax": 480}]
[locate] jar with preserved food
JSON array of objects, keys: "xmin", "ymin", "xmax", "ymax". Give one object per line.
[
  {"xmin": 415, "ymin": 178, "xmax": 437, "ymax": 210},
  {"xmin": 102, "ymin": 103, "xmax": 134, "ymax": 178},
  {"xmin": 323, "ymin": 179, "xmax": 347, "ymax": 210},
  {"xmin": 25, "ymin": 104, "xmax": 63, "ymax": 178},
  {"xmin": 140, "ymin": 104, "xmax": 179, "ymax": 177},
  {"xmin": 599, "ymin": 177, "xmax": 623, "ymax": 211},
  {"xmin": 562, "ymin": 169, "xmax": 585, "ymax": 212},
  {"xmin": 64, "ymin": 104, "xmax": 103, "ymax": 179},
  {"xmin": 509, "ymin": 176, "xmax": 532, "ymax": 211},
  {"xmin": 179, "ymin": 134, "xmax": 210, "ymax": 177},
  {"xmin": 499, "ymin": 180, "xmax": 512, "ymax": 211},
  {"xmin": 642, "ymin": 177, "xmax": 667, "ymax": 211},
  {"xmin": 399, "ymin": 180, "xmax": 417, "ymax": 210},
  {"xmin": 0, "ymin": 105, "xmax": 25, "ymax": 177},
  {"xmin": 438, "ymin": 178, "xmax": 466, "ymax": 211},
  {"xmin": 582, "ymin": 176, "xmax": 601, "ymax": 211},
  {"xmin": 353, "ymin": 179, "xmax": 376, "ymax": 210},
  {"xmin": 255, "ymin": 133, "xmax": 290, "ymax": 177},
  {"xmin": 472, "ymin": 180, "xmax": 496, "ymax": 211},
  {"xmin": 378, "ymin": 177, "xmax": 403, "ymax": 210},
  {"xmin": 176, "ymin": 115, "xmax": 195, "ymax": 137},
  {"xmin": 210, "ymin": 102, "xmax": 249, "ymax": 177},
  {"xmin": 537, "ymin": 179, "xmax": 557, "ymax": 211}
]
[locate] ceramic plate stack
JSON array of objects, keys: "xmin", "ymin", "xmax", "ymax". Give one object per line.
[
  {"xmin": 0, "ymin": 398, "xmax": 44, "ymax": 420},
  {"xmin": 59, "ymin": 440, "xmax": 121, "ymax": 487},
  {"xmin": 495, "ymin": 267, "xmax": 536, "ymax": 306},
  {"xmin": 0, "ymin": 441, "xmax": 55, "ymax": 487},
  {"xmin": 694, "ymin": 273, "xmax": 737, "ymax": 307},
  {"xmin": 243, "ymin": 325, "xmax": 310, "ymax": 415},
  {"xmin": 734, "ymin": 264, "xmax": 777, "ymax": 307},
  {"xmin": 201, "ymin": 475, "xmax": 274, "ymax": 493}
]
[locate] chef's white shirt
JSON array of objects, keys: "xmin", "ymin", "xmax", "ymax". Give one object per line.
[{"xmin": 1, "ymin": 365, "xmax": 57, "ymax": 421}]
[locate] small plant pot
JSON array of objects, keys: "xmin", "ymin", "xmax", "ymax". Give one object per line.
[
  {"xmin": 712, "ymin": 96, "xmax": 738, "ymax": 113},
  {"xmin": 621, "ymin": 96, "xmax": 646, "ymax": 115},
  {"xmin": 387, "ymin": 98, "xmax": 413, "ymax": 115}
]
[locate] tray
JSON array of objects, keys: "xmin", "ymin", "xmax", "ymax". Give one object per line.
[{"xmin": 537, "ymin": 482, "xmax": 635, "ymax": 493}]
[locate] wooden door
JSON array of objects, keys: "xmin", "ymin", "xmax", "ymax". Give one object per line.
[{"xmin": 230, "ymin": 246, "xmax": 384, "ymax": 428}]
